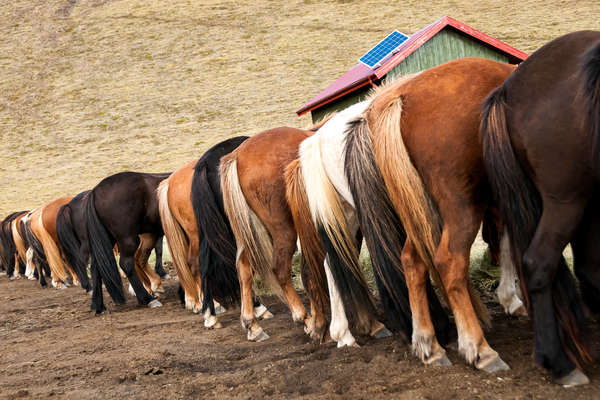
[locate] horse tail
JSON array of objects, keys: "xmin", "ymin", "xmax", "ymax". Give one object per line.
[
  {"xmin": 344, "ymin": 116, "xmax": 450, "ymax": 342},
  {"xmin": 56, "ymin": 204, "xmax": 88, "ymax": 289},
  {"xmin": 481, "ymin": 86, "xmax": 591, "ymax": 365},
  {"xmin": 85, "ymin": 190, "xmax": 125, "ymax": 303},
  {"xmin": 367, "ymin": 94, "xmax": 490, "ymax": 327},
  {"xmin": 583, "ymin": 40, "xmax": 600, "ymax": 173},
  {"xmin": 11, "ymin": 218, "xmax": 27, "ymax": 267},
  {"xmin": 191, "ymin": 161, "xmax": 240, "ymax": 313},
  {"xmin": 220, "ymin": 153, "xmax": 284, "ymax": 301},
  {"xmin": 298, "ymin": 134, "xmax": 376, "ymax": 333},
  {"xmin": 156, "ymin": 179, "xmax": 199, "ymax": 305},
  {"xmin": 36, "ymin": 209, "xmax": 69, "ymax": 283},
  {"xmin": 284, "ymin": 158, "xmax": 330, "ymax": 325},
  {"xmin": 22, "ymin": 213, "xmax": 49, "ymax": 285}
]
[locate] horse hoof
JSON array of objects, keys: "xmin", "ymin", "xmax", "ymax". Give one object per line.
[
  {"xmin": 429, "ymin": 353, "xmax": 452, "ymax": 367},
  {"xmin": 248, "ymin": 329, "xmax": 270, "ymax": 342},
  {"xmin": 513, "ymin": 306, "xmax": 528, "ymax": 317},
  {"xmin": 163, "ymin": 274, "xmax": 171, "ymax": 280},
  {"xmin": 95, "ymin": 310, "xmax": 109, "ymax": 316},
  {"xmin": 57, "ymin": 284, "xmax": 68, "ymax": 290},
  {"xmin": 206, "ymin": 322, "xmax": 223, "ymax": 329},
  {"xmin": 148, "ymin": 299, "xmax": 163, "ymax": 308},
  {"xmin": 556, "ymin": 369, "xmax": 589, "ymax": 387},
  {"xmin": 215, "ymin": 305, "xmax": 227, "ymax": 315},
  {"xmin": 372, "ymin": 326, "xmax": 393, "ymax": 339},
  {"xmin": 480, "ymin": 356, "xmax": 510, "ymax": 373}
]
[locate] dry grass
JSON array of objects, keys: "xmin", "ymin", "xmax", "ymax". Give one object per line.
[{"xmin": 1, "ymin": 0, "xmax": 599, "ymax": 215}]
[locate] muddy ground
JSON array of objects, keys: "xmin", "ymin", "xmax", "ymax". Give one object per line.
[{"xmin": 1, "ymin": 265, "xmax": 599, "ymax": 400}]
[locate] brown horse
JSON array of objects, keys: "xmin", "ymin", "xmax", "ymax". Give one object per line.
[
  {"xmin": 482, "ymin": 30, "xmax": 600, "ymax": 386},
  {"xmin": 29, "ymin": 196, "xmax": 78, "ymax": 288},
  {"xmin": 345, "ymin": 58, "xmax": 516, "ymax": 370},
  {"xmin": 221, "ymin": 127, "xmax": 341, "ymax": 342},
  {"xmin": 158, "ymin": 136, "xmax": 251, "ymax": 328}
]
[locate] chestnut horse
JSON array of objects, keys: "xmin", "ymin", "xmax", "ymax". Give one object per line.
[
  {"xmin": 221, "ymin": 127, "xmax": 341, "ymax": 342},
  {"xmin": 158, "ymin": 136, "xmax": 267, "ymax": 328},
  {"xmin": 482, "ymin": 30, "xmax": 600, "ymax": 386},
  {"xmin": 29, "ymin": 197, "xmax": 80, "ymax": 288},
  {"xmin": 286, "ymin": 101, "xmax": 439, "ymax": 347},
  {"xmin": 345, "ymin": 58, "xmax": 516, "ymax": 370}
]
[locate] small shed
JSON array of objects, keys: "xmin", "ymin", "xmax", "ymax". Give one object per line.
[{"xmin": 297, "ymin": 16, "xmax": 528, "ymax": 122}]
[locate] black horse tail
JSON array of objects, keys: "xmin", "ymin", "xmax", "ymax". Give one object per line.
[
  {"xmin": 191, "ymin": 160, "xmax": 240, "ymax": 314},
  {"xmin": 85, "ymin": 190, "xmax": 125, "ymax": 303},
  {"xmin": 21, "ymin": 215, "xmax": 50, "ymax": 286},
  {"xmin": 583, "ymin": 40, "xmax": 600, "ymax": 174},
  {"xmin": 344, "ymin": 116, "xmax": 450, "ymax": 343},
  {"xmin": 56, "ymin": 204, "xmax": 90, "ymax": 291},
  {"xmin": 481, "ymin": 86, "xmax": 591, "ymax": 368}
]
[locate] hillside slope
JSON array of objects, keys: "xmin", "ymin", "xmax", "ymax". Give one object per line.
[{"xmin": 1, "ymin": 0, "xmax": 598, "ymax": 215}]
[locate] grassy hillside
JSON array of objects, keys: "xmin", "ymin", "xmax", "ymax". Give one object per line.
[{"xmin": 1, "ymin": 0, "xmax": 598, "ymax": 215}]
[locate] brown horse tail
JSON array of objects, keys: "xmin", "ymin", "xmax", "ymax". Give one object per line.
[
  {"xmin": 344, "ymin": 115, "xmax": 450, "ymax": 343},
  {"xmin": 156, "ymin": 179, "xmax": 199, "ymax": 306},
  {"xmin": 11, "ymin": 218, "xmax": 27, "ymax": 268},
  {"xmin": 583, "ymin": 40, "xmax": 600, "ymax": 173},
  {"xmin": 36, "ymin": 208, "xmax": 70, "ymax": 283},
  {"xmin": 366, "ymin": 93, "xmax": 490, "ymax": 328},
  {"xmin": 284, "ymin": 158, "xmax": 330, "ymax": 327},
  {"xmin": 220, "ymin": 154, "xmax": 284, "ymax": 301},
  {"xmin": 298, "ymin": 133, "xmax": 376, "ymax": 333},
  {"xmin": 481, "ymin": 86, "xmax": 592, "ymax": 366}
]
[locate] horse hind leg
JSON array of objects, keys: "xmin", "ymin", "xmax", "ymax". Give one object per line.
[
  {"xmin": 136, "ymin": 234, "xmax": 164, "ymax": 294},
  {"xmin": 118, "ymin": 237, "xmax": 161, "ymax": 308},
  {"xmin": 237, "ymin": 247, "xmax": 269, "ymax": 342},
  {"xmin": 496, "ymin": 232, "xmax": 526, "ymax": 316},
  {"xmin": 522, "ymin": 198, "xmax": 589, "ymax": 386},
  {"xmin": 272, "ymin": 230, "xmax": 307, "ymax": 324},
  {"xmin": 324, "ymin": 258, "xmax": 358, "ymax": 347},
  {"xmin": 401, "ymin": 239, "xmax": 450, "ymax": 365}
]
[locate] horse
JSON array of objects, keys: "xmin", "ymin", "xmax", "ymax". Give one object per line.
[
  {"xmin": 481, "ymin": 30, "xmax": 600, "ymax": 386},
  {"xmin": 85, "ymin": 171, "xmax": 169, "ymax": 314},
  {"xmin": 0, "ymin": 211, "xmax": 28, "ymax": 277},
  {"xmin": 344, "ymin": 58, "xmax": 517, "ymax": 371},
  {"xmin": 20, "ymin": 210, "xmax": 52, "ymax": 286},
  {"xmin": 221, "ymin": 127, "xmax": 343, "ymax": 342},
  {"xmin": 29, "ymin": 196, "xmax": 84, "ymax": 288},
  {"xmin": 285, "ymin": 99, "xmax": 448, "ymax": 348},
  {"xmin": 158, "ymin": 136, "xmax": 271, "ymax": 329}
]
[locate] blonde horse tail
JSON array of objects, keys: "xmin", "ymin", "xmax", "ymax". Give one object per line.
[
  {"xmin": 298, "ymin": 134, "xmax": 376, "ymax": 332},
  {"xmin": 37, "ymin": 209, "xmax": 69, "ymax": 283},
  {"xmin": 156, "ymin": 179, "xmax": 199, "ymax": 304},
  {"xmin": 367, "ymin": 95, "xmax": 490, "ymax": 327},
  {"xmin": 11, "ymin": 218, "xmax": 27, "ymax": 266},
  {"xmin": 220, "ymin": 154, "xmax": 284, "ymax": 301}
]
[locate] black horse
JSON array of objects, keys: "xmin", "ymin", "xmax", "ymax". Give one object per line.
[
  {"xmin": 85, "ymin": 171, "xmax": 170, "ymax": 314},
  {"xmin": 482, "ymin": 30, "xmax": 600, "ymax": 386},
  {"xmin": 0, "ymin": 211, "xmax": 27, "ymax": 277}
]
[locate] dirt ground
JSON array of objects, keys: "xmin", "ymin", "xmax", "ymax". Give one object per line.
[{"xmin": 1, "ymin": 264, "xmax": 599, "ymax": 400}]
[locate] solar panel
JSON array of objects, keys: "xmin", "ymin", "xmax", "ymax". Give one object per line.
[{"xmin": 359, "ymin": 30, "xmax": 409, "ymax": 69}]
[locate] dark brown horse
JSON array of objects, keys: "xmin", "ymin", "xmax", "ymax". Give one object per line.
[
  {"xmin": 345, "ymin": 59, "xmax": 516, "ymax": 370},
  {"xmin": 86, "ymin": 171, "xmax": 169, "ymax": 314},
  {"xmin": 482, "ymin": 30, "xmax": 600, "ymax": 386}
]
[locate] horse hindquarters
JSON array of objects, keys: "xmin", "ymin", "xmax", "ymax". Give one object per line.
[{"xmin": 482, "ymin": 86, "xmax": 589, "ymax": 383}]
